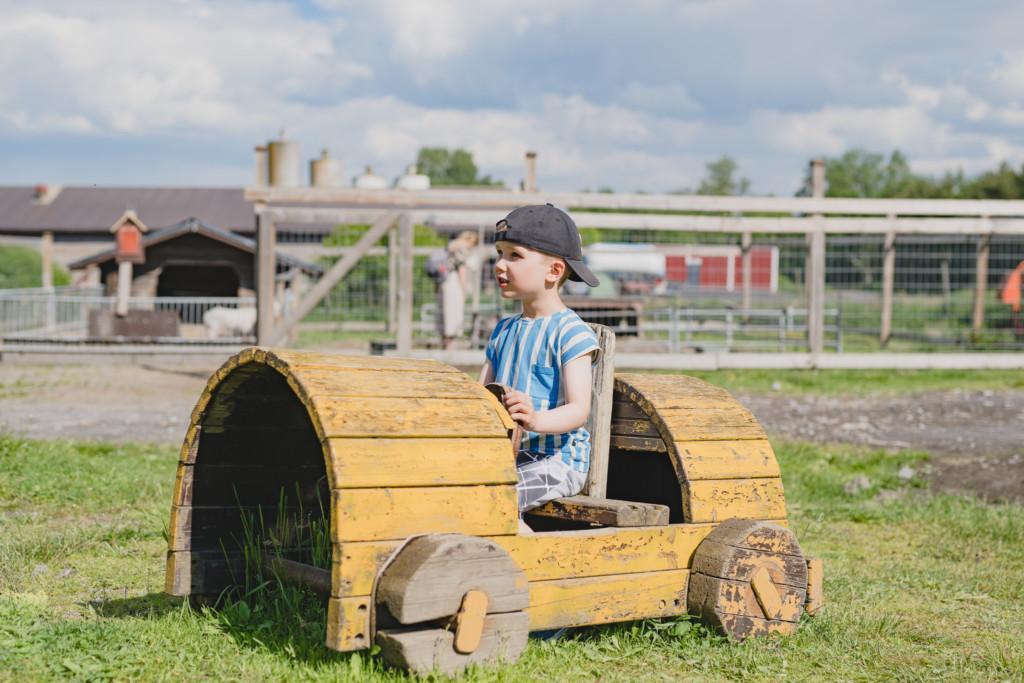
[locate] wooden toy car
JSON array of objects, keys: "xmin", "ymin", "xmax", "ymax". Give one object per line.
[{"xmin": 166, "ymin": 346, "xmax": 822, "ymax": 675}]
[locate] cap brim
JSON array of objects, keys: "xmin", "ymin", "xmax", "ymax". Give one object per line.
[{"xmin": 565, "ymin": 258, "xmax": 600, "ymax": 287}]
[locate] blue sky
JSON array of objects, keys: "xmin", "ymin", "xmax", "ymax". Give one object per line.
[{"xmin": 2, "ymin": 0, "xmax": 1024, "ymax": 195}]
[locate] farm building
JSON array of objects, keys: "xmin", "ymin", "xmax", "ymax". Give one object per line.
[{"xmin": 67, "ymin": 216, "xmax": 321, "ymax": 298}]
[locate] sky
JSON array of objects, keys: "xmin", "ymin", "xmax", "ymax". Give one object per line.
[{"xmin": 2, "ymin": 0, "xmax": 1024, "ymax": 195}]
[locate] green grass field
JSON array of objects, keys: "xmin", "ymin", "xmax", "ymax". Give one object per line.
[{"xmin": 1, "ymin": 435, "xmax": 1023, "ymax": 681}]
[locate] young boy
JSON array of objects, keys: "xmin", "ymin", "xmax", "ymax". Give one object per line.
[{"xmin": 477, "ymin": 204, "xmax": 601, "ymax": 521}]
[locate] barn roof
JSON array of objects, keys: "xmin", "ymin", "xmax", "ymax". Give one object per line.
[
  {"xmin": 67, "ymin": 217, "xmax": 323, "ymax": 276},
  {"xmin": 0, "ymin": 186, "xmax": 254, "ymax": 235}
]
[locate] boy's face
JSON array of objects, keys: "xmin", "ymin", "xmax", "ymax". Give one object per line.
[{"xmin": 494, "ymin": 240, "xmax": 564, "ymax": 299}]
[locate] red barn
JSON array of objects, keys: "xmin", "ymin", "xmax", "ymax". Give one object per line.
[{"xmin": 664, "ymin": 245, "xmax": 778, "ymax": 292}]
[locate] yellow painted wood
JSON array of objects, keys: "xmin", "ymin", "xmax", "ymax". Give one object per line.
[
  {"xmin": 750, "ymin": 567, "xmax": 783, "ymax": 620},
  {"xmin": 330, "ymin": 486, "xmax": 518, "ymax": 542},
  {"xmin": 526, "ymin": 570, "xmax": 689, "ymax": 631},
  {"xmin": 331, "ymin": 525, "xmax": 716, "ymax": 598},
  {"xmin": 685, "ymin": 478, "xmax": 787, "ymax": 523},
  {"xmin": 674, "ymin": 439, "xmax": 780, "ymax": 480},
  {"xmin": 805, "ymin": 556, "xmax": 824, "ymax": 615},
  {"xmin": 266, "ymin": 348, "xmax": 458, "ymax": 374},
  {"xmin": 655, "ymin": 407, "xmax": 767, "ymax": 442},
  {"xmin": 292, "ymin": 367, "xmax": 484, "ymax": 399},
  {"xmin": 496, "ymin": 525, "xmax": 714, "ymax": 583},
  {"xmin": 312, "ymin": 396, "xmax": 506, "ymax": 438},
  {"xmin": 453, "ymin": 590, "xmax": 489, "ymax": 654},
  {"xmin": 326, "ymin": 596, "xmax": 372, "ymax": 652},
  {"xmin": 171, "ymin": 463, "xmax": 193, "ymax": 507},
  {"xmin": 178, "ymin": 424, "xmax": 201, "ymax": 464},
  {"xmin": 324, "ymin": 437, "xmax": 514, "ymax": 489},
  {"xmin": 615, "ymin": 374, "xmax": 733, "ymax": 410}
]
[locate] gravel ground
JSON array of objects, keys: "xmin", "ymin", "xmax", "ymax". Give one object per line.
[{"xmin": 2, "ymin": 362, "xmax": 1022, "ymax": 503}]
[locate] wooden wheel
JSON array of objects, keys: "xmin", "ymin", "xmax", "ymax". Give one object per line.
[
  {"xmin": 687, "ymin": 519, "xmax": 808, "ymax": 640},
  {"xmin": 374, "ymin": 534, "xmax": 530, "ymax": 675}
]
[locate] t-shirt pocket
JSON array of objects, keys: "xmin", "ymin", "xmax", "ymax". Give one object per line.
[{"xmin": 528, "ymin": 365, "xmax": 557, "ymax": 406}]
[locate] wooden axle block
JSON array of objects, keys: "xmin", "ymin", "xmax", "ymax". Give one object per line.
[
  {"xmin": 750, "ymin": 567, "xmax": 783, "ymax": 621},
  {"xmin": 453, "ymin": 590, "xmax": 489, "ymax": 654}
]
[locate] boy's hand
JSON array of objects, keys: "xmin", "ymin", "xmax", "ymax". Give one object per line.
[{"xmin": 502, "ymin": 389, "xmax": 538, "ymax": 431}]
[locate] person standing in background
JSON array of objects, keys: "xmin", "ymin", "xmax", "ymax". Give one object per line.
[{"xmin": 438, "ymin": 230, "xmax": 481, "ymax": 350}]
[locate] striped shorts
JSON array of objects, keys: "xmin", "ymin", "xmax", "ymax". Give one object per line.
[{"xmin": 515, "ymin": 451, "xmax": 587, "ymax": 513}]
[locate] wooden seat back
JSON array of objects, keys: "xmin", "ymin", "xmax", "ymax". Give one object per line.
[{"xmin": 582, "ymin": 323, "xmax": 615, "ymax": 497}]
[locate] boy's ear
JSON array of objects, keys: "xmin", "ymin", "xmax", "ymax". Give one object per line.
[{"xmin": 548, "ymin": 257, "xmax": 566, "ymax": 283}]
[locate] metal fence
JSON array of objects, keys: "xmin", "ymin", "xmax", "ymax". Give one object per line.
[
  {"xmin": 0, "ymin": 287, "xmax": 255, "ymax": 344},
  {"xmin": 275, "ymin": 220, "xmax": 1021, "ymax": 353}
]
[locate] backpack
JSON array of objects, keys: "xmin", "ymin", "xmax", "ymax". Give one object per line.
[{"xmin": 425, "ymin": 249, "xmax": 449, "ymax": 284}]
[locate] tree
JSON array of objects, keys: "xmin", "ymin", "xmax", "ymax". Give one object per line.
[
  {"xmin": 413, "ymin": 147, "xmax": 502, "ymax": 186},
  {"xmin": 697, "ymin": 156, "xmax": 750, "ymax": 196}
]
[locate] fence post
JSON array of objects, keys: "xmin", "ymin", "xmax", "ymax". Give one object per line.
[
  {"xmin": 396, "ymin": 213, "xmax": 414, "ymax": 354},
  {"xmin": 256, "ymin": 202, "xmax": 276, "ymax": 345},
  {"xmin": 972, "ymin": 224, "xmax": 992, "ymax": 338},
  {"xmin": 387, "ymin": 225, "xmax": 398, "ymax": 333},
  {"xmin": 41, "ymin": 230, "xmax": 56, "ymax": 330},
  {"xmin": 741, "ymin": 231, "xmax": 752, "ymax": 314},
  {"xmin": 880, "ymin": 220, "xmax": 896, "ymax": 346},
  {"xmin": 806, "ymin": 158, "xmax": 826, "ymax": 358}
]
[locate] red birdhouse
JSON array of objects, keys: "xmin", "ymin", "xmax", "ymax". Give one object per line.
[{"xmin": 110, "ymin": 210, "xmax": 149, "ymax": 264}]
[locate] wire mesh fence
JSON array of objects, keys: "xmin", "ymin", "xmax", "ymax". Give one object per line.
[{"xmin": 272, "ymin": 219, "xmax": 1024, "ymax": 353}]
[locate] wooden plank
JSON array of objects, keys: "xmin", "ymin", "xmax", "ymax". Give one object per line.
[
  {"xmin": 330, "ymin": 486, "xmax": 518, "ymax": 542},
  {"xmin": 164, "ymin": 549, "xmax": 243, "ymax": 596},
  {"xmin": 654, "ymin": 406, "xmax": 767, "ymax": 442},
  {"xmin": 609, "ymin": 435, "xmax": 667, "ymax": 452},
  {"xmin": 376, "ymin": 612, "xmax": 529, "ymax": 675},
  {"xmin": 325, "ymin": 437, "xmax": 514, "ymax": 489},
  {"xmin": 741, "ymin": 231, "xmax": 752, "ymax": 311},
  {"xmin": 612, "ymin": 399, "xmax": 648, "ymax": 420},
  {"xmin": 496, "ymin": 524, "xmax": 712, "ymax": 583},
  {"xmin": 271, "ymin": 212, "xmax": 400, "ymax": 345},
  {"xmin": 246, "ymin": 184, "xmax": 1024, "ymax": 218},
  {"xmin": 331, "ymin": 524, "xmax": 717, "ymax": 598},
  {"xmin": 171, "ymin": 463, "xmax": 194, "ymax": 507},
  {"xmin": 326, "ymin": 596, "xmax": 372, "ymax": 652},
  {"xmin": 584, "ymin": 323, "xmax": 615, "ymax": 498},
  {"xmin": 265, "ymin": 349, "xmax": 459, "ymax": 374},
  {"xmin": 377, "ymin": 535, "xmax": 528, "ymax": 624},
  {"xmin": 615, "ymin": 374, "xmax": 733, "ymax": 409},
  {"xmin": 610, "ymin": 418, "xmax": 660, "ymax": 437},
  {"xmin": 311, "ymin": 396, "xmax": 506, "ymax": 438},
  {"xmin": 685, "ymin": 478, "xmax": 787, "ymax": 523},
  {"xmin": 674, "ymin": 439, "xmax": 780, "ymax": 481},
  {"xmin": 528, "ymin": 495, "xmax": 669, "ymax": 527},
  {"xmin": 805, "ymin": 556, "xmax": 824, "ymax": 615},
  {"xmin": 294, "ymin": 367, "xmax": 484, "ymax": 400},
  {"xmin": 526, "ymin": 569, "xmax": 689, "ymax": 630},
  {"xmin": 179, "ymin": 424, "xmax": 201, "ymax": 464}
]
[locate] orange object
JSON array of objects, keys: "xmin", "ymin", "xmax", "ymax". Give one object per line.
[{"xmin": 1001, "ymin": 261, "xmax": 1024, "ymax": 312}]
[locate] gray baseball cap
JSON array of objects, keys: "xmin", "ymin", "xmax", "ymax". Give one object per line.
[{"xmin": 495, "ymin": 203, "xmax": 599, "ymax": 287}]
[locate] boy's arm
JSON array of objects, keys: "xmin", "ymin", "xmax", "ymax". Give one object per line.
[
  {"xmin": 502, "ymin": 353, "xmax": 592, "ymax": 434},
  {"xmin": 478, "ymin": 360, "xmax": 494, "ymax": 385}
]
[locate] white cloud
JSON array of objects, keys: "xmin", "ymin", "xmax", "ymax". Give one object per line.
[{"xmin": 0, "ymin": 1, "xmax": 370, "ymax": 135}]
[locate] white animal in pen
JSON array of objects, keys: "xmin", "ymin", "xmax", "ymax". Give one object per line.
[{"xmin": 203, "ymin": 306, "xmax": 257, "ymax": 338}]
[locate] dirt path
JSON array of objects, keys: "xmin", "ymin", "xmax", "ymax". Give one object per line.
[{"xmin": 2, "ymin": 362, "xmax": 1022, "ymax": 503}]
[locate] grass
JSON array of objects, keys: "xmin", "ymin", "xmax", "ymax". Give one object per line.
[
  {"xmin": 665, "ymin": 367, "xmax": 1024, "ymax": 396},
  {"xmin": 1, "ymin": 433, "xmax": 1023, "ymax": 681}
]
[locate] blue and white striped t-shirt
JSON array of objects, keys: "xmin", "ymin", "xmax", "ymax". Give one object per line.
[{"xmin": 485, "ymin": 308, "xmax": 600, "ymax": 472}]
